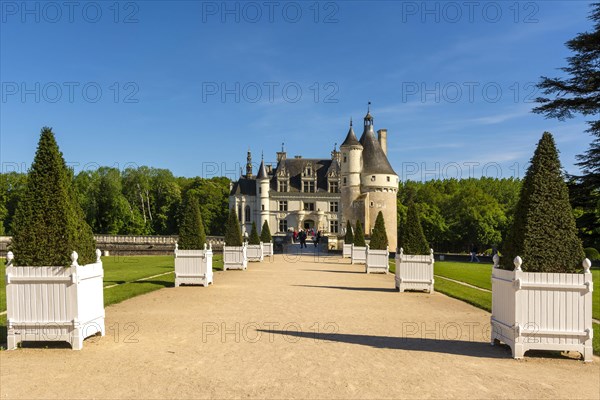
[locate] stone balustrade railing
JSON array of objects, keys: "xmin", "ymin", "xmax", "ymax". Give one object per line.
[{"xmin": 0, "ymin": 235, "xmax": 226, "ymax": 256}]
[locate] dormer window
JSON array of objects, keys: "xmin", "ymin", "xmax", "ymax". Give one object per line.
[{"xmin": 278, "ymin": 179, "xmax": 288, "ymax": 192}]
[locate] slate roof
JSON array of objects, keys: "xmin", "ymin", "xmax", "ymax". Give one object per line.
[
  {"xmin": 230, "ymin": 178, "xmax": 257, "ymax": 196},
  {"xmin": 256, "ymin": 159, "xmax": 268, "ymax": 179},
  {"xmin": 340, "ymin": 125, "xmax": 361, "ymax": 147},
  {"xmin": 359, "ymin": 128, "xmax": 396, "ymax": 175}
]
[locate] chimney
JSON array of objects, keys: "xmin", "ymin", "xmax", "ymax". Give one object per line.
[{"xmin": 377, "ymin": 129, "xmax": 388, "ymax": 156}]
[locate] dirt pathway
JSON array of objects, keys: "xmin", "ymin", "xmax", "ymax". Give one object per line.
[{"xmin": 1, "ymin": 253, "xmax": 598, "ymax": 399}]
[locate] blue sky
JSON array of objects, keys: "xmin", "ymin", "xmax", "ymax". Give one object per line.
[{"xmin": 0, "ymin": 1, "xmax": 595, "ymax": 181}]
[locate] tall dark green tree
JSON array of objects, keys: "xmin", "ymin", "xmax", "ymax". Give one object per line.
[
  {"xmin": 344, "ymin": 220, "xmax": 354, "ymax": 243},
  {"xmin": 353, "ymin": 220, "xmax": 366, "ymax": 247},
  {"xmin": 369, "ymin": 211, "xmax": 388, "ymax": 250},
  {"xmin": 248, "ymin": 222, "xmax": 261, "ymax": 245},
  {"xmin": 224, "ymin": 208, "xmax": 243, "ymax": 246},
  {"xmin": 10, "ymin": 127, "xmax": 96, "ymax": 266},
  {"xmin": 502, "ymin": 132, "xmax": 585, "ymax": 272},
  {"xmin": 177, "ymin": 195, "xmax": 206, "ymax": 250},
  {"xmin": 260, "ymin": 220, "xmax": 272, "ymax": 243},
  {"xmin": 533, "ymin": 3, "xmax": 600, "ymax": 248},
  {"xmin": 402, "ymin": 201, "xmax": 429, "ymax": 255}
]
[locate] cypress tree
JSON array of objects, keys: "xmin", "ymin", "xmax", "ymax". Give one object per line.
[
  {"xmin": 248, "ymin": 221, "xmax": 261, "ymax": 245},
  {"xmin": 402, "ymin": 201, "xmax": 429, "ymax": 255},
  {"xmin": 10, "ymin": 127, "xmax": 96, "ymax": 266},
  {"xmin": 353, "ymin": 219, "xmax": 366, "ymax": 247},
  {"xmin": 502, "ymin": 132, "xmax": 584, "ymax": 272},
  {"xmin": 224, "ymin": 207, "xmax": 243, "ymax": 246},
  {"xmin": 369, "ymin": 211, "xmax": 388, "ymax": 250},
  {"xmin": 178, "ymin": 195, "xmax": 206, "ymax": 250},
  {"xmin": 260, "ymin": 220, "xmax": 272, "ymax": 243},
  {"xmin": 344, "ymin": 220, "xmax": 354, "ymax": 243}
]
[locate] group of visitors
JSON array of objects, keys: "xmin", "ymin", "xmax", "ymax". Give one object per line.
[{"xmin": 292, "ymin": 228, "xmax": 322, "ymax": 249}]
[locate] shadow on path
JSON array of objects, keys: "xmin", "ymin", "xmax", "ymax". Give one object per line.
[
  {"xmin": 300, "ymin": 269, "xmax": 364, "ymax": 274},
  {"xmin": 256, "ymin": 329, "xmax": 510, "ymax": 359},
  {"xmin": 293, "ymin": 284, "xmax": 397, "ymax": 293}
]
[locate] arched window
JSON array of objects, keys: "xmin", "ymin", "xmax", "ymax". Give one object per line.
[{"xmin": 245, "ymin": 206, "xmax": 251, "ymax": 222}]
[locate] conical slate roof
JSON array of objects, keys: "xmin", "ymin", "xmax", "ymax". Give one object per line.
[
  {"xmin": 256, "ymin": 159, "xmax": 268, "ymax": 179},
  {"xmin": 340, "ymin": 123, "xmax": 361, "ymax": 147},
  {"xmin": 359, "ymin": 127, "xmax": 396, "ymax": 175}
]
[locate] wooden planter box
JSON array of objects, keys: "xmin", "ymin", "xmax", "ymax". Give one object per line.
[
  {"xmin": 262, "ymin": 242, "xmax": 274, "ymax": 259},
  {"xmin": 395, "ymin": 248, "xmax": 434, "ymax": 293},
  {"xmin": 351, "ymin": 245, "xmax": 367, "ymax": 264},
  {"xmin": 246, "ymin": 243, "xmax": 264, "ymax": 262},
  {"xmin": 5, "ymin": 250, "xmax": 105, "ymax": 350},
  {"xmin": 223, "ymin": 245, "xmax": 247, "ymax": 271},
  {"xmin": 174, "ymin": 244, "xmax": 213, "ymax": 287},
  {"xmin": 342, "ymin": 243, "xmax": 353, "ymax": 258},
  {"xmin": 365, "ymin": 246, "xmax": 389, "ymax": 274},
  {"xmin": 491, "ymin": 256, "xmax": 594, "ymax": 362}
]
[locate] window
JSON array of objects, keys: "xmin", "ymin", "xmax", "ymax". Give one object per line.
[
  {"xmin": 303, "ymin": 181, "xmax": 315, "ymax": 193},
  {"xmin": 343, "ymin": 154, "xmax": 347, "ymax": 163},
  {"xmin": 387, "ymin": 176, "xmax": 390, "ymax": 182},
  {"xmin": 370, "ymin": 201, "xmax": 374, "ymax": 207},
  {"xmin": 238, "ymin": 206, "xmax": 242, "ymax": 221},
  {"xmin": 279, "ymin": 200, "xmax": 288, "ymax": 211},
  {"xmin": 304, "ymin": 202, "xmax": 315, "ymax": 211},
  {"xmin": 278, "ymin": 180, "xmax": 288, "ymax": 192},
  {"xmin": 245, "ymin": 206, "xmax": 251, "ymax": 222},
  {"xmin": 343, "ymin": 177, "xmax": 347, "ymax": 185},
  {"xmin": 304, "ymin": 166, "xmax": 312, "ymax": 176},
  {"xmin": 279, "ymin": 219, "xmax": 288, "ymax": 232},
  {"xmin": 329, "ymin": 181, "xmax": 339, "ymax": 193},
  {"xmin": 261, "ymin": 205, "xmax": 265, "ymax": 211},
  {"xmin": 329, "ymin": 201, "xmax": 338, "ymax": 213},
  {"xmin": 371, "ymin": 175, "xmax": 376, "ymax": 182},
  {"xmin": 259, "ymin": 187, "xmax": 261, "ymax": 194},
  {"xmin": 329, "ymin": 220, "xmax": 339, "ymax": 233}
]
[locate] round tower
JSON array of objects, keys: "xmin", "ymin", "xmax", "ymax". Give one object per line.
[
  {"xmin": 340, "ymin": 118, "xmax": 363, "ymax": 234},
  {"xmin": 256, "ymin": 156, "xmax": 270, "ymax": 232},
  {"xmin": 358, "ymin": 107, "xmax": 398, "ymax": 249}
]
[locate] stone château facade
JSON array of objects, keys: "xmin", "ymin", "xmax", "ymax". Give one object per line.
[{"xmin": 229, "ymin": 108, "xmax": 398, "ymax": 247}]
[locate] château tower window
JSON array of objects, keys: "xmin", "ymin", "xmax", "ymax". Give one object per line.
[
  {"xmin": 371, "ymin": 176, "xmax": 376, "ymax": 182},
  {"xmin": 278, "ymin": 180, "xmax": 288, "ymax": 192},
  {"xmin": 387, "ymin": 176, "xmax": 390, "ymax": 182},
  {"xmin": 329, "ymin": 201, "xmax": 338, "ymax": 213},
  {"xmin": 343, "ymin": 177, "xmax": 347, "ymax": 185},
  {"xmin": 329, "ymin": 220, "xmax": 339, "ymax": 233},
  {"xmin": 303, "ymin": 181, "xmax": 315, "ymax": 193},
  {"xmin": 329, "ymin": 181, "xmax": 339, "ymax": 193},
  {"xmin": 278, "ymin": 201, "xmax": 288, "ymax": 211},
  {"xmin": 279, "ymin": 219, "xmax": 288, "ymax": 232},
  {"xmin": 238, "ymin": 205, "xmax": 242, "ymax": 221},
  {"xmin": 245, "ymin": 206, "xmax": 251, "ymax": 222},
  {"xmin": 343, "ymin": 154, "xmax": 347, "ymax": 163}
]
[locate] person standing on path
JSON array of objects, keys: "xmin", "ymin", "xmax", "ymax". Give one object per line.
[{"xmin": 299, "ymin": 229, "xmax": 307, "ymax": 248}]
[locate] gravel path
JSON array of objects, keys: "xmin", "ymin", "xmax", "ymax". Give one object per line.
[{"xmin": 1, "ymin": 253, "xmax": 598, "ymax": 399}]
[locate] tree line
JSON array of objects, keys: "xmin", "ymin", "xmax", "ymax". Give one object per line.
[
  {"xmin": 0, "ymin": 170, "xmax": 596, "ymax": 253},
  {"xmin": 0, "ymin": 167, "xmax": 230, "ymax": 237}
]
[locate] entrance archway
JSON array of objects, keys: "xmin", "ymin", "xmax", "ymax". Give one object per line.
[{"xmin": 303, "ymin": 219, "xmax": 315, "ymax": 230}]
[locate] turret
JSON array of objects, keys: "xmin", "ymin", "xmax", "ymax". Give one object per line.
[
  {"xmin": 340, "ymin": 118, "xmax": 363, "ymax": 189},
  {"xmin": 256, "ymin": 154, "xmax": 270, "ymax": 230}
]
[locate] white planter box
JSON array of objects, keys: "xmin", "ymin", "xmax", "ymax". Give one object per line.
[
  {"xmin": 5, "ymin": 250, "xmax": 105, "ymax": 350},
  {"xmin": 342, "ymin": 243, "xmax": 353, "ymax": 258},
  {"xmin": 491, "ymin": 256, "xmax": 594, "ymax": 362},
  {"xmin": 351, "ymin": 245, "xmax": 367, "ymax": 264},
  {"xmin": 246, "ymin": 243, "xmax": 264, "ymax": 262},
  {"xmin": 223, "ymin": 245, "xmax": 247, "ymax": 271},
  {"xmin": 174, "ymin": 244, "xmax": 213, "ymax": 287},
  {"xmin": 395, "ymin": 248, "xmax": 434, "ymax": 293},
  {"xmin": 365, "ymin": 246, "xmax": 389, "ymax": 274},
  {"xmin": 262, "ymin": 242, "xmax": 274, "ymax": 258}
]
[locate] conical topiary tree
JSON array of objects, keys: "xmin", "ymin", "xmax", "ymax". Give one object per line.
[
  {"xmin": 354, "ymin": 219, "xmax": 366, "ymax": 247},
  {"xmin": 502, "ymin": 132, "xmax": 584, "ymax": 272},
  {"xmin": 248, "ymin": 222, "xmax": 261, "ymax": 245},
  {"xmin": 10, "ymin": 127, "xmax": 96, "ymax": 266},
  {"xmin": 224, "ymin": 207, "xmax": 243, "ymax": 246},
  {"xmin": 344, "ymin": 220, "xmax": 354, "ymax": 243},
  {"xmin": 402, "ymin": 201, "xmax": 429, "ymax": 255},
  {"xmin": 178, "ymin": 195, "xmax": 206, "ymax": 250},
  {"xmin": 260, "ymin": 220, "xmax": 272, "ymax": 243},
  {"xmin": 369, "ymin": 211, "xmax": 388, "ymax": 250}
]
